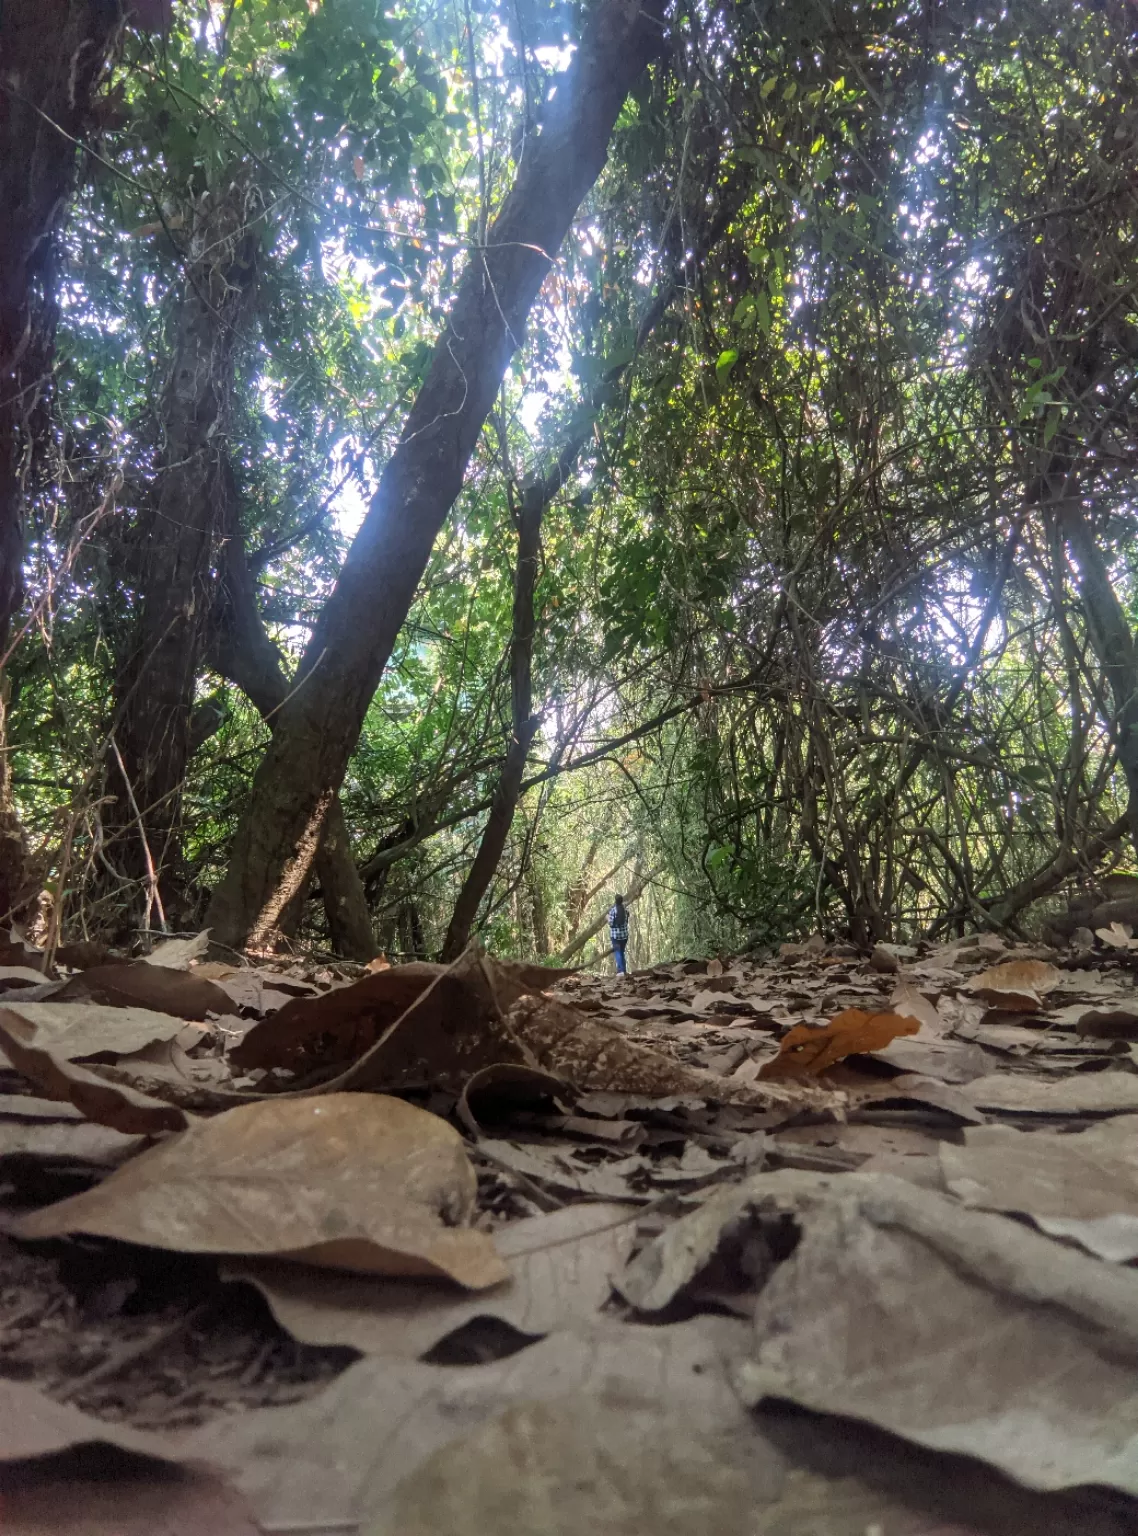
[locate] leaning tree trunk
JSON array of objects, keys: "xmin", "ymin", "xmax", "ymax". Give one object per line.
[
  {"xmin": 554, "ymin": 863, "xmax": 660, "ymax": 964},
  {"xmin": 205, "ymin": 0, "xmax": 665, "ymax": 950},
  {"xmin": 210, "ymin": 486, "xmax": 378, "ymax": 959},
  {"xmin": 112, "ymin": 182, "xmax": 258, "ymax": 912},
  {"xmin": 441, "ymin": 485, "xmax": 543, "ymax": 959},
  {"xmin": 0, "ymin": 0, "xmax": 122, "ymax": 650}
]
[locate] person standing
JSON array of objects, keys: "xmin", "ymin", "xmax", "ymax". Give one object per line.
[{"xmin": 608, "ymin": 893, "xmax": 630, "ymax": 975}]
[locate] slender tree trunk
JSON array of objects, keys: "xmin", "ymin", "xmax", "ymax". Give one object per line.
[
  {"xmin": 1059, "ymin": 498, "xmax": 1138, "ymax": 851},
  {"xmin": 113, "ymin": 183, "xmax": 257, "ymax": 909},
  {"xmin": 0, "ymin": 0, "xmax": 122, "ymax": 650},
  {"xmin": 529, "ymin": 866, "xmax": 550, "ymax": 956},
  {"xmin": 210, "ymin": 490, "xmax": 377, "ymax": 958},
  {"xmin": 441, "ymin": 485, "xmax": 543, "ymax": 959},
  {"xmin": 206, "ymin": 0, "xmax": 665, "ymax": 950}
]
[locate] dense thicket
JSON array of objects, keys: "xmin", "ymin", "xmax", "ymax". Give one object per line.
[{"xmin": 2, "ymin": 0, "xmax": 1137, "ymax": 965}]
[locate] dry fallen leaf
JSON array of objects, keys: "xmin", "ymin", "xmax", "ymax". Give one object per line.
[
  {"xmin": 15, "ymin": 1093, "xmax": 507, "ymax": 1286},
  {"xmin": 1096, "ymin": 923, "xmax": 1138, "ymax": 951},
  {"xmin": 1077, "ymin": 1006, "xmax": 1138, "ymax": 1040},
  {"xmin": 0, "ymin": 1375, "xmax": 170, "ymax": 1462},
  {"xmin": 0, "ymin": 999, "xmax": 188, "ymax": 1059},
  {"xmin": 758, "ymin": 1009, "xmax": 919, "ymax": 1079},
  {"xmin": 963, "ymin": 1072, "xmax": 1138, "ymax": 1117},
  {"xmin": 940, "ymin": 1122, "xmax": 1138, "ymax": 1261},
  {"xmin": 507, "ymin": 993, "xmax": 831, "ymax": 1110},
  {"xmin": 888, "ymin": 980, "xmax": 947, "ymax": 1037},
  {"xmin": 0, "ymin": 1004, "xmax": 190, "ymax": 1134},
  {"xmin": 734, "ymin": 1169, "xmax": 1138, "ymax": 1498},
  {"xmin": 55, "ymin": 962, "xmax": 237, "ymax": 1020},
  {"xmin": 183, "ymin": 1319, "xmax": 762, "ymax": 1536},
  {"xmin": 143, "ymin": 930, "xmax": 212, "ymax": 969},
  {"xmin": 966, "ymin": 959, "xmax": 1060, "ymax": 1011},
  {"xmin": 228, "ymin": 1201, "xmax": 637, "ymax": 1359}
]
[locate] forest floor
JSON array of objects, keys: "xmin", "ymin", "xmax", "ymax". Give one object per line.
[{"xmin": 1, "ymin": 927, "xmax": 1138, "ymax": 1532}]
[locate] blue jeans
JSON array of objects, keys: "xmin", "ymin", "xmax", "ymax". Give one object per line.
[{"xmin": 613, "ymin": 942, "xmax": 627, "ymax": 975}]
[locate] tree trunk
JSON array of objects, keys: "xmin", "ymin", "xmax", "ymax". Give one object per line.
[
  {"xmin": 1059, "ymin": 498, "xmax": 1138, "ymax": 850},
  {"xmin": 0, "ymin": 0, "xmax": 122, "ymax": 651},
  {"xmin": 113, "ymin": 183, "xmax": 257, "ymax": 910},
  {"xmin": 209, "ymin": 488, "xmax": 378, "ymax": 959},
  {"xmin": 205, "ymin": 0, "xmax": 665, "ymax": 950},
  {"xmin": 441, "ymin": 485, "xmax": 543, "ymax": 959}
]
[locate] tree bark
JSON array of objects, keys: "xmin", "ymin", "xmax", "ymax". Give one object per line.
[
  {"xmin": 0, "ymin": 0, "xmax": 121, "ymax": 649},
  {"xmin": 210, "ymin": 490, "xmax": 378, "ymax": 959},
  {"xmin": 1059, "ymin": 498, "xmax": 1138, "ymax": 850},
  {"xmin": 113, "ymin": 183, "xmax": 257, "ymax": 908},
  {"xmin": 205, "ymin": 0, "xmax": 665, "ymax": 949},
  {"xmin": 441, "ymin": 484, "xmax": 543, "ymax": 959}
]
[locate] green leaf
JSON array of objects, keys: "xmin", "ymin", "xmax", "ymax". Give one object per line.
[{"xmin": 716, "ymin": 348, "xmax": 739, "ymax": 382}]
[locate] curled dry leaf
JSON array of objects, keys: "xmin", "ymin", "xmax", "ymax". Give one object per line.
[
  {"xmin": 142, "ymin": 929, "xmax": 212, "ymax": 968},
  {"xmin": 506, "ymin": 994, "xmax": 832, "ymax": 1111},
  {"xmin": 14, "ymin": 1093, "xmax": 507, "ymax": 1287},
  {"xmin": 734, "ymin": 1169, "xmax": 1138, "ymax": 1498},
  {"xmin": 234, "ymin": 955, "xmax": 575, "ymax": 1077},
  {"xmin": 966, "ymin": 959, "xmax": 1060, "ymax": 1012},
  {"xmin": 888, "ymin": 980, "xmax": 947, "ymax": 1037},
  {"xmin": 55, "ymin": 962, "xmax": 237, "ymax": 1020},
  {"xmin": 0, "ymin": 1002, "xmax": 192, "ymax": 1133},
  {"xmin": 758, "ymin": 1009, "xmax": 919, "ymax": 1079},
  {"xmin": 231, "ymin": 951, "xmax": 833, "ymax": 1114},
  {"xmin": 1096, "ymin": 923, "xmax": 1138, "ymax": 951},
  {"xmin": 227, "ymin": 1201, "xmax": 637, "ymax": 1359}
]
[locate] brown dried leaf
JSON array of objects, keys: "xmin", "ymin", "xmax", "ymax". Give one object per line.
[
  {"xmin": 55, "ymin": 962, "xmax": 237, "ymax": 1020},
  {"xmin": 228, "ymin": 1202, "xmax": 637, "ymax": 1358},
  {"xmin": 871, "ymin": 1035, "xmax": 990, "ymax": 1084},
  {"xmin": 0, "ymin": 1007, "xmax": 190, "ymax": 1134},
  {"xmin": 758, "ymin": 1009, "xmax": 919, "ymax": 1079},
  {"xmin": 182, "ymin": 1320, "xmax": 763, "ymax": 1535},
  {"xmin": 940, "ymin": 1122, "xmax": 1138, "ymax": 1261},
  {"xmin": 143, "ymin": 930, "xmax": 212, "ymax": 969},
  {"xmin": 0, "ymin": 1376, "xmax": 170, "ymax": 1462},
  {"xmin": 0, "ymin": 999, "xmax": 187, "ymax": 1059},
  {"xmin": 507, "ymin": 994, "xmax": 832, "ymax": 1112},
  {"xmin": 966, "ymin": 959, "xmax": 1060, "ymax": 1011},
  {"xmin": 15, "ymin": 1093, "xmax": 507, "ymax": 1286},
  {"xmin": 734, "ymin": 1169, "xmax": 1138, "ymax": 1498},
  {"xmin": 1077, "ymin": 1007, "xmax": 1138, "ymax": 1040},
  {"xmin": 888, "ymin": 980, "xmax": 947, "ymax": 1037},
  {"xmin": 234, "ymin": 956, "xmax": 574, "ymax": 1077},
  {"xmin": 963, "ymin": 1072, "xmax": 1138, "ymax": 1117}
]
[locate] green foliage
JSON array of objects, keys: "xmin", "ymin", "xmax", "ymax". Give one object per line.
[{"xmin": 8, "ymin": 0, "xmax": 1138, "ymax": 961}]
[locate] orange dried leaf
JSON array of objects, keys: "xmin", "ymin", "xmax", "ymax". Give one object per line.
[{"xmin": 759, "ymin": 1009, "xmax": 920, "ymax": 1080}]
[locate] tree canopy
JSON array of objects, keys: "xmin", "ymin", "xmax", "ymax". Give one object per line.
[{"xmin": 2, "ymin": 0, "xmax": 1138, "ymax": 965}]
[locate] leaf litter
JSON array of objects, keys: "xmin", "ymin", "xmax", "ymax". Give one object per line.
[{"xmin": 3, "ymin": 930, "xmax": 1138, "ymax": 1530}]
